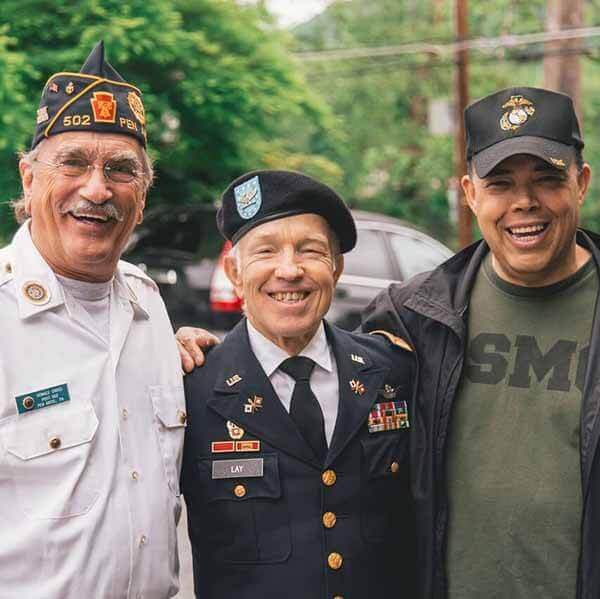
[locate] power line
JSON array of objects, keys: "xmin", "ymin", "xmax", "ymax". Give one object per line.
[
  {"xmin": 302, "ymin": 45, "xmax": 600, "ymax": 81},
  {"xmin": 295, "ymin": 25, "xmax": 600, "ymax": 62}
]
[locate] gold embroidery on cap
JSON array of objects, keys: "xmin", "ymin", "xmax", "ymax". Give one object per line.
[
  {"xmin": 127, "ymin": 92, "xmax": 145, "ymax": 125},
  {"xmin": 500, "ymin": 95, "xmax": 535, "ymax": 132}
]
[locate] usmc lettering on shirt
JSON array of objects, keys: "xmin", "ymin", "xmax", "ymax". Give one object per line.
[{"xmin": 465, "ymin": 333, "xmax": 589, "ymax": 392}]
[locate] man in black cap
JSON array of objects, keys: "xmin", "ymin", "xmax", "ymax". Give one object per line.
[
  {"xmin": 0, "ymin": 42, "xmax": 188, "ymax": 598},
  {"xmin": 180, "ymin": 169, "xmax": 416, "ymax": 599},
  {"xmin": 362, "ymin": 86, "xmax": 598, "ymax": 598}
]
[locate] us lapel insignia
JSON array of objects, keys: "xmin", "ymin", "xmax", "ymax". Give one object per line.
[
  {"xmin": 227, "ymin": 420, "xmax": 245, "ymax": 440},
  {"xmin": 351, "ymin": 353, "xmax": 365, "ymax": 365},
  {"xmin": 226, "ymin": 374, "xmax": 242, "ymax": 387},
  {"xmin": 244, "ymin": 395, "xmax": 263, "ymax": 414},
  {"xmin": 350, "ymin": 379, "xmax": 366, "ymax": 395}
]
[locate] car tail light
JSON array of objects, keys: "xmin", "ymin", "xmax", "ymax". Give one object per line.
[{"xmin": 210, "ymin": 241, "xmax": 243, "ymax": 313}]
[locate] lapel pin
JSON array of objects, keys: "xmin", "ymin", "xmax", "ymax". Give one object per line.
[
  {"xmin": 350, "ymin": 379, "xmax": 366, "ymax": 396},
  {"xmin": 380, "ymin": 384, "xmax": 397, "ymax": 400},
  {"xmin": 244, "ymin": 395, "xmax": 263, "ymax": 414},
  {"xmin": 351, "ymin": 354, "xmax": 365, "ymax": 365},
  {"xmin": 226, "ymin": 374, "xmax": 242, "ymax": 387},
  {"xmin": 227, "ymin": 420, "xmax": 245, "ymax": 440},
  {"xmin": 22, "ymin": 281, "xmax": 50, "ymax": 306}
]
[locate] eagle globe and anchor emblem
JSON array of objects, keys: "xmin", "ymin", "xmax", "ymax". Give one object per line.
[{"xmin": 500, "ymin": 95, "xmax": 535, "ymax": 132}]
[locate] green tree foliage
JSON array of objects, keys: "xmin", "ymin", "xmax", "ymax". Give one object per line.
[
  {"xmin": 0, "ymin": 0, "xmax": 336, "ymax": 241},
  {"xmin": 293, "ymin": 0, "xmax": 600, "ymax": 245}
]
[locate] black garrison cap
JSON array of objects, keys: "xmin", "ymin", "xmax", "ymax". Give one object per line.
[
  {"xmin": 465, "ymin": 86, "xmax": 583, "ymax": 177},
  {"xmin": 217, "ymin": 170, "xmax": 357, "ymax": 253},
  {"xmin": 32, "ymin": 41, "xmax": 147, "ymax": 149}
]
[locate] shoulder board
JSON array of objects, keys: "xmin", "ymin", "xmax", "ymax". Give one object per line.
[
  {"xmin": 368, "ymin": 329, "xmax": 413, "ymax": 352},
  {"xmin": 118, "ymin": 260, "xmax": 158, "ymax": 291}
]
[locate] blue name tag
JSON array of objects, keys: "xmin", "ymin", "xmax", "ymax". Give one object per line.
[{"xmin": 15, "ymin": 383, "xmax": 70, "ymax": 414}]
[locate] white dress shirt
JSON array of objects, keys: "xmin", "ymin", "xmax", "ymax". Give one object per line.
[
  {"xmin": 246, "ymin": 319, "xmax": 339, "ymax": 445},
  {"xmin": 0, "ymin": 223, "xmax": 185, "ymax": 599}
]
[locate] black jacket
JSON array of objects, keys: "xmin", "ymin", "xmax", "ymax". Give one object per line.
[
  {"xmin": 361, "ymin": 229, "xmax": 600, "ymax": 599},
  {"xmin": 181, "ymin": 318, "xmax": 416, "ymax": 599}
]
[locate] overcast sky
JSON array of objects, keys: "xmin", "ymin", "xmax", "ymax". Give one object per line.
[{"xmin": 264, "ymin": 0, "xmax": 335, "ymax": 26}]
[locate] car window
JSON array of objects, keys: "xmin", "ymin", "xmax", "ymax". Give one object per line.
[
  {"xmin": 343, "ymin": 228, "xmax": 394, "ymax": 279},
  {"xmin": 389, "ymin": 232, "xmax": 451, "ymax": 279}
]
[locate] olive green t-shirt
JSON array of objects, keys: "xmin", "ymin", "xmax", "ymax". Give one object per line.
[{"xmin": 447, "ymin": 254, "xmax": 598, "ymax": 599}]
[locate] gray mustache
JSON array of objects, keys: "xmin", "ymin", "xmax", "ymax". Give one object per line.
[{"xmin": 61, "ymin": 199, "xmax": 124, "ymax": 223}]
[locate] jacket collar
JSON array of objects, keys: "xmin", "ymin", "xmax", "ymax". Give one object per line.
[
  {"xmin": 404, "ymin": 229, "xmax": 600, "ymax": 338},
  {"xmin": 209, "ymin": 319, "xmax": 388, "ymax": 469},
  {"xmin": 10, "ymin": 221, "xmax": 148, "ymax": 320},
  {"xmin": 11, "ymin": 223, "xmax": 67, "ymax": 319}
]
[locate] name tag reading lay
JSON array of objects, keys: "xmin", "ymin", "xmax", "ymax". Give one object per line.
[
  {"xmin": 212, "ymin": 458, "xmax": 264, "ymax": 480},
  {"xmin": 15, "ymin": 383, "xmax": 70, "ymax": 414}
]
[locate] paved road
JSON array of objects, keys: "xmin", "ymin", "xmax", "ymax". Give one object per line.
[{"xmin": 174, "ymin": 501, "xmax": 195, "ymax": 599}]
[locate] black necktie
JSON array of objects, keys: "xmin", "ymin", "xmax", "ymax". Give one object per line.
[{"xmin": 279, "ymin": 356, "xmax": 327, "ymax": 463}]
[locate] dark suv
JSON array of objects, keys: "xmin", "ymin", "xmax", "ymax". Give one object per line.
[{"xmin": 125, "ymin": 206, "xmax": 453, "ymax": 332}]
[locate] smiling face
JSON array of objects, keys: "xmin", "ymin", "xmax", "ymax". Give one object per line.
[
  {"xmin": 462, "ymin": 154, "xmax": 592, "ymax": 287},
  {"xmin": 224, "ymin": 213, "xmax": 344, "ymax": 354},
  {"xmin": 20, "ymin": 131, "xmax": 147, "ymax": 282}
]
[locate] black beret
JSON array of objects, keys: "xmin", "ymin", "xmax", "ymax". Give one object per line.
[
  {"xmin": 217, "ymin": 170, "xmax": 357, "ymax": 253},
  {"xmin": 465, "ymin": 87, "xmax": 583, "ymax": 178},
  {"xmin": 32, "ymin": 41, "xmax": 147, "ymax": 149}
]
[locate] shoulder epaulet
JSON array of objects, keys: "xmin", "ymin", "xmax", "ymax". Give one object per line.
[
  {"xmin": 118, "ymin": 260, "xmax": 158, "ymax": 290},
  {"xmin": 0, "ymin": 247, "xmax": 15, "ymax": 288},
  {"xmin": 368, "ymin": 329, "xmax": 413, "ymax": 352}
]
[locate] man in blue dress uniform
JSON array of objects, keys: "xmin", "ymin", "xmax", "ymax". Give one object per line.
[{"xmin": 181, "ymin": 170, "xmax": 416, "ymax": 599}]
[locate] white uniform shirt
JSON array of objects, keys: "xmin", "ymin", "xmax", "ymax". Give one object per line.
[
  {"xmin": 0, "ymin": 223, "xmax": 185, "ymax": 599},
  {"xmin": 246, "ymin": 319, "xmax": 339, "ymax": 445}
]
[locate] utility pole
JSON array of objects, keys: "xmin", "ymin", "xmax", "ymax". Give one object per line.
[
  {"xmin": 544, "ymin": 0, "xmax": 583, "ymax": 121},
  {"xmin": 454, "ymin": 0, "xmax": 471, "ymax": 248}
]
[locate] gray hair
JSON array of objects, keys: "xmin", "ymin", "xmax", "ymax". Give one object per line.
[{"xmin": 11, "ymin": 141, "xmax": 155, "ymax": 224}]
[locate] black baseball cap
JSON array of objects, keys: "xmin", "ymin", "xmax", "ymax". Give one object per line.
[
  {"xmin": 32, "ymin": 41, "xmax": 147, "ymax": 149},
  {"xmin": 465, "ymin": 86, "xmax": 583, "ymax": 177},
  {"xmin": 217, "ymin": 170, "xmax": 357, "ymax": 253}
]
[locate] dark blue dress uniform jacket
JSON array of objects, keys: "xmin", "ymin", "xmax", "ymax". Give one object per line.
[{"xmin": 181, "ymin": 318, "xmax": 416, "ymax": 599}]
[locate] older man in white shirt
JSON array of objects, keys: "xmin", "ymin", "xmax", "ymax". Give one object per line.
[{"xmin": 0, "ymin": 42, "xmax": 191, "ymax": 598}]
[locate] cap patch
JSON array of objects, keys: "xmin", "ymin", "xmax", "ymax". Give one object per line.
[
  {"xmin": 128, "ymin": 92, "xmax": 145, "ymax": 125},
  {"xmin": 234, "ymin": 175, "xmax": 262, "ymax": 220},
  {"xmin": 91, "ymin": 91, "xmax": 117, "ymax": 123},
  {"xmin": 36, "ymin": 106, "xmax": 49, "ymax": 124},
  {"xmin": 500, "ymin": 95, "xmax": 535, "ymax": 132}
]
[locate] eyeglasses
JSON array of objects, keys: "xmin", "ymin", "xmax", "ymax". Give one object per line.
[{"xmin": 34, "ymin": 156, "xmax": 141, "ymax": 184}]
